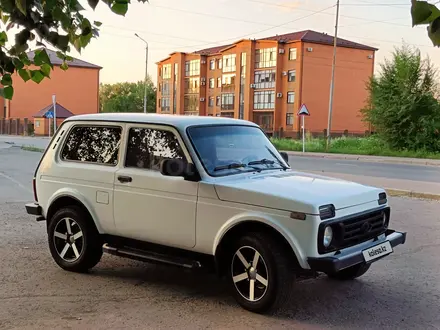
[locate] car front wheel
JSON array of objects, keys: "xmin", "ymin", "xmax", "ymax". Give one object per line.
[
  {"xmin": 47, "ymin": 206, "xmax": 103, "ymax": 273},
  {"xmin": 228, "ymin": 232, "xmax": 295, "ymax": 314}
]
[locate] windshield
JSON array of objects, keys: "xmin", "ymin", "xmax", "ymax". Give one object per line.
[{"xmin": 187, "ymin": 125, "xmax": 289, "ymax": 177}]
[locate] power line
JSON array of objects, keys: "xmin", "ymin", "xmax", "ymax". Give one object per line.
[
  {"xmin": 177, "ymin": 4, "xmax": 337, "ymax": 50},
  {"xmin": 241, "ymin": 0, "xmax": 409, "ymax": 27}
]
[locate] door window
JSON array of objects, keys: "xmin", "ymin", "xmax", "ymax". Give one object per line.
[
  {"xmin": 125, "ymin": 127, "xmax": 185, "ymax": 171},
  {"xmin": 61, "ymin": 125, "xmax": 122, "ymax": 165}
]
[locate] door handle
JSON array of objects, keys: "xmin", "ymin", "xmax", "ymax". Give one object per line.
[{"xmin": 118, "ymin": 175, "xmax": 132, "ymax": 183}]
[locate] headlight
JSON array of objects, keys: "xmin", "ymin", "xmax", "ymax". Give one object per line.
[{"xmin": 323, "ymin": 226, "xmax": 333, "ymax": 247}]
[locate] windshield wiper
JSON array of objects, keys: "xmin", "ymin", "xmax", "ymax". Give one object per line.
[
  {"xmin": 265, "ymin": 147, "xmax": 289, "ymax": 170},
  {"xmin": 248, "ymin": 158, "xmax": 276, "ymax": 166},
  {"xmin": 214, "ymin": 162, "xmax": 247, "ymax": 171}
]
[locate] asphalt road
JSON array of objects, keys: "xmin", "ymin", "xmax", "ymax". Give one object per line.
[
  {"xmin": 1, "ymin": 147, "xmax": 440, "ymax": 329},
  {"xmin": 288, "ymin": 155, "xmax": 440, "ymax": 183}
]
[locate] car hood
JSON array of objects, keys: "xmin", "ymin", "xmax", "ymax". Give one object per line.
[{"xmin": 214, "ymin": 170, "xmax": 383, "ymax": 214}]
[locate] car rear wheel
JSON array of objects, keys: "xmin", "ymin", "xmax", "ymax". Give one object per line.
[
  {"xmin": 47, "ymin": 206, "xmax": 103, "ymax": 273},
  {"xmin": 227, "ymin": 232, "xmax": 295, "ymax": 314},
  {"xmin": 326, "ymin": 263, "xmax": 371, "ymax": 281}
]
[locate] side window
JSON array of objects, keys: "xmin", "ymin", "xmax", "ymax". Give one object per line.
[
  {"xmin": 125, "ymin": 127, "xmax": 185, "ymax": 171},
  {"xmin": 61, "ymin": 125, "xmax": 122, "ymax": 165}
]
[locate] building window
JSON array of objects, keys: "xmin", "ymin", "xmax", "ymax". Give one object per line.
[
  {"xmin": 254, "ymin": 70, "xmax": 276, "ymax": 89},
  {"xmin": 209, "ymin": 78, "xmax": 215, "ymax": 89},
  {"xmin": 222, "ymin": 54, "xmax": 236, "ymax": 73},
  {"xmin": 184, "ymin": 95, "xmax": 199, "ymax": 113},
  {"xmin": 288, "ymin": 70, "xmax": 296, "ymax": 82},
  {"xmin": 208, "ymin": 97, "xmax": 214, "ymax": 107},
  {"xmin": 216, "ymin": 96, "xmax": 221, "ymax": 106},
  {"xmin": 253, "ymin": 91, "xmax": 275, "ymax": 110},
  {"xmin": 174, "ymin": 63, "xmax": 178, "ymax": 81},
  {"xmin": 161, "ymin": 81, "xmax": 170, "ymax": 96},
  {"xmin": 255, "ymin": 47, "xmax": 276, "ymax": 69},
  {"xmin": 217, "ymin": 77, "xmax": 221, "ymax": 88},
  {"xmin": 289, "ymin": 48, "xmax": 297, "ymax": 60},
  {"xmin": 161, "ymin": 97, "xmax": 170, "ymax": 111},
  {"xmin": 184, "ymin": 77, "xmax": 200, "ymax": 94},
  {"xmin": 35, "ymin": 120, "xmax": 40, "ymax": 128},
  {"xmin": 162, "ymin": 64, "xmax": 171, "ymax": 79},
  {"xmin": 218, "ymin": 59, "xmax": 222, "ymax": 69},
  {"xmin": 287, "ymin": 91, "xmax": 295, "ymax": 104},
  {"xmin": 185, "ymin": 59, "xmax": 200, "ymax": 76},
  {"xmin": 210, "ymin": 60, "xmax": 215, "ymax": 70},
  {"xmin": 159, "ymin": 67, "xmax": 162, "ymax": 77},
  {"xmin": 125, "ymin": 127, "xmax": 184, "ymax": 171},
  {"xmin": 286, "ymin": 113, "xmax": 294, "ymax": 125},
  {"xmin": 61, "ymin": 125, "xmax": 122, "ymax": 166},
  {"xmin": 221, "ymin": 93, "xmax": 234, "ymax": 110}
]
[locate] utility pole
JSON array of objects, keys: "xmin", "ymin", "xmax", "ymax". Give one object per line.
[
  {"xmin": 326, "ymin": 0, "xmax": 340, "ymax": 151},
  {"xmin": 135, "ymin": 33, "xmax": 149, "ymax": 113}
]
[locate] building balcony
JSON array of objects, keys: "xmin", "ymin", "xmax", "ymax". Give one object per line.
[
  {"xmin": 184, "ymin": 111, "xmax": 199, "ymax": 116},
  {"xmin": 221, "ymin": 104, "xmax": 234, "ymax": 111},
  {"xmin": 221, "ymin": 84, "xmax": 235, "ymax": 93}
]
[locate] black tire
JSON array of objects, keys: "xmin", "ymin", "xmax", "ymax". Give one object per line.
[
  {"xmin": 326, "ymin": 263, "xmax": 371, "ymax": 281},
  {"xmin": 47, "ymin": 206, "xmax": 103, "ymax": 273},
  {"xmin": 227, "ymin": 232, "xmax": 295, "ymax": 314}
]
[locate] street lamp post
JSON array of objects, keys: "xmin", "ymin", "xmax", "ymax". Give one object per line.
[{"xmin": 135, "ymin": 33, "xmax": 149, "ymax": 114}]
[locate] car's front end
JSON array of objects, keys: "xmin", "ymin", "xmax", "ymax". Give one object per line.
[{"xmin": 307, "ymin": 197, "xmax": 406, "ymax": 274}]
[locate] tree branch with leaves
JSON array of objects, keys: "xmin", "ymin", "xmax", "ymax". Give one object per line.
[
  {"xmin": 0, "ymin": 0, "xmax": 148, "ymax": 99},
  {"xmin": 411, "ymin": 0, "xmax": 440, "ymax": 47}
]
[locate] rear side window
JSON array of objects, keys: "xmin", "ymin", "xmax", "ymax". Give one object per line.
[
  {"xmin": 125, "ymin": 127, "xmax": 185, "ymax": 171},
  {"xmin": 61, "ymin": 125, "xmax": 122, "ymax": 165}
]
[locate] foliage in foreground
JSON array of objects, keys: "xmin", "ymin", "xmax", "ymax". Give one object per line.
[
  {"xmin": 361, "ymin": 44, "xmax": 440, "ymax": 153},
  {"xmin": 271, "ymin": 136, "xmax": 440, "ymax": 160},
  {"xmin": 0, "ymin": 0, "xmax": 148, "ymax": 99},
  {"xmin": 99, "ymin": 80, "xmax": 156, "ymax": 114},
  {"xmin": 411, "ymin": 0, "xmax": 440, "ymax": 47}
]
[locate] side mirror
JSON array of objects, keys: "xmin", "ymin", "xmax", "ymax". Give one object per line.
[
  {"xmin": 160, "ymin": 159, "xmax": 200, "ymax": 181},
  {"xmin": 280, "ymin": 151, "xmax": 289, "ymax": 165}
]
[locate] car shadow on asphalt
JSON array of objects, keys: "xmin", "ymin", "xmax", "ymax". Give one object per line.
[{"xmin": 89, "ymin": 257, "xmax": 433, "ymax": 328}]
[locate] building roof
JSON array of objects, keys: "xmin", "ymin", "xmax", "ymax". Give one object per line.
[
  {"xmin": 33, "ymin": 103, "xmax": 75, "ymax": 119},
  {"xmin": 27, "ymin": 49, "xmax": 102, "ymax": 69},
  {"xmin": 64, "ymin": 112, "xmax": 258, "ymax": 130},
  {"xmin": 262, "ymin": 30, "xmax": 377, "ymax": 51},
  {"xmin": 192, "ymin": 29, "xmax": 377, "ymax": 56}
]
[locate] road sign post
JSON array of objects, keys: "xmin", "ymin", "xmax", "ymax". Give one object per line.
[
  {"xmin": 52, "ymin": 95, "xmax": 56, "ymax": 134},
  {"xmin": 297, "ymin": 104, "xmax": 310, "ymax": 153}
]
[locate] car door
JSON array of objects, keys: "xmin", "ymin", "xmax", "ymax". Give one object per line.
[{"xmin": 113, "ymin": 123, "xmax": 198, "ymax": 249}]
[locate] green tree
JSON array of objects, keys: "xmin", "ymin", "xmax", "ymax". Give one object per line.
[
  {"xmin": 99, "ymin": 80, "xmax": 156, "ymax": 114},
  {"xmin": 411, "ymin": 0, "xmax": 440, "ymax": 46},
  {"xmin": 0, "ymin": 0, "xmax": 148, "ymax": 99},
  {"xmin": 361, "ymin": 44, "xmax": 440, "ymax": 152}
]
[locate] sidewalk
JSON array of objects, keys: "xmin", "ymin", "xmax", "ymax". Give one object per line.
[
  {"xmin": 285, "ymin": 150, "xmax": 440, "ymax": 167},
  {"xmin": 0, "ymin": 136, "xmax": 49, "ymax": 150}
]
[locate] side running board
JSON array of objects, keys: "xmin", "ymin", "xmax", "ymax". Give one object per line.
[{"xmin": 103, "ymin": 243, "xmax": 202, "ymax": 269}]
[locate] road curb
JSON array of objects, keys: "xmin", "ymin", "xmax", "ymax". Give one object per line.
[
  {"xmin": 284, "ymin": 151, "xmax": 440, "ymax": 167},
  {"xmin": 385, "ymin": 188, "xmax": 440, "ymax": 201}
]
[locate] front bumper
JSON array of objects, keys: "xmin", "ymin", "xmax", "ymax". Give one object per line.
[
  {"xmin": 25, "ymin": 202, "xmax": 45, "ymax": 221},
  {"xmin": 307, "ymin": 229, "xmax": 406, "ymax": 273}
]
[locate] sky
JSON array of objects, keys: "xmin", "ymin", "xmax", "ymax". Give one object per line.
[{"xmin": 27, "ymin": 0, "xmax": 440, "ymax": 85}]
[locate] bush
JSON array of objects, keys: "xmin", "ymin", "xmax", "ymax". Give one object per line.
[{"xmin": 361, "ymin": 44, "xmax": 440, "ymax": 152}]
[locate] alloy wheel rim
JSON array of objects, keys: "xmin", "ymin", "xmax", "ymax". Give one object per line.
[
  {"xmin": 53, "ymin": 217, "xmax": 84, "ymax": 262},
  {"xmin": 231, "ymin": 246, "xmax": 269, "ymax": 302}
]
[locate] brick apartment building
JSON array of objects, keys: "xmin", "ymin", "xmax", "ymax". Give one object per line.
[{"xmin": 156, "ymin": 30, "xmax": 377, "ymax": 136}]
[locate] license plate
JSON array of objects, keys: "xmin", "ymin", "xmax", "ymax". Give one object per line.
[{"xmin": 362, "ymin": 241, "xmax": 393, "ymax": 262}]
